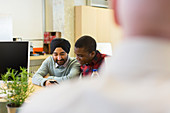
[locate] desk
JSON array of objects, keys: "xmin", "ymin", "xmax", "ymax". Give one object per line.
[{"xmin": 30, "ymin": 54, "xmax": 51, "ymax": 66}]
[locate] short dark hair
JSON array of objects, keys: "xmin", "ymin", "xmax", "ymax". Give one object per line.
[{"xmin": 75, "ymin": 35, "xmax": 96, "ymax": 53}]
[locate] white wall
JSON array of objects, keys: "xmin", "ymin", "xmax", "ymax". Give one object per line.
[
  {"xmin": 53, "ymin": 0, "xmax": 65, "ymax": 35},
  {"xmin": 45, "ymin": 0, "xmax": 53, "ymax": 31},
  {"xmin": 0, "ymin": 15, "xmax": 12, "ymax": 41},
  {"xmin": 0, "ymin": 0, "xmax": 43, "ymax": 41},
  {"xmin": 74, "ymin": 0, "xmax": 86, "ymax": 6}
]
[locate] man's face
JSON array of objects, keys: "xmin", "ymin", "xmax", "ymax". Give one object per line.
[
  {"xmin": 52, "ymin": 47, "xmax": 68, "ymax": 65},
  {"xmin": 74, "ymin": 47, "xmax": 94, "ymax": 65}
]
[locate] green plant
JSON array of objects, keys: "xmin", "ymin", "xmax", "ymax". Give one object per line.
[{"xmin": 0, "ymin": 67, "xmax": 34, "ymax": 107}]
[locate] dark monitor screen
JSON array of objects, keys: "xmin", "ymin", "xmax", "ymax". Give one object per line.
[{"xmin": 0, "ymin": 42, "xmax": 29, "ymax": 79}]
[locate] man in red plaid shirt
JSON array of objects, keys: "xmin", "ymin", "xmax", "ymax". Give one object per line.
[{"xmin": 74, "ymin": 35, "xmax": 107, "ymax": 77}]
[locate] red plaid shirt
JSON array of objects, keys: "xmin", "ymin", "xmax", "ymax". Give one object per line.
[{"xmin": 81, "ymin": 50, "xmax": 107, "ymax": 76}]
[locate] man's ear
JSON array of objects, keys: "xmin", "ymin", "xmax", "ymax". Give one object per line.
[
  {"xmin": 112, "ymin": 0, "xmax": 120, "ymax": 25},
  {"xmin": 90, "ymin": 51, "xmax": 96, "ymax": 58}
]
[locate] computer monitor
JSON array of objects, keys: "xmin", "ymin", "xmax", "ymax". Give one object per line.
[{"xmin": 0, "ymin": 41, "xmax": 30, "ymax": 80}]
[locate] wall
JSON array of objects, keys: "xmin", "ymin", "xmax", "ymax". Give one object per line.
[
  {"xmin": 74, "ymin": 0, "xmax": 86, "ymax": 6},
  {"xmin": 75, "ymin": 6, "xmax": 122, "ymax": 52},
  {"xmin": 0, "ymin": 15, "xmax": 12, "ymax": 41},
  {"xmin": 45, "ymin": 0, "xmax": 53, "ymax": 31},
  {"xmin": 45, "ymin": 0, "xmax": 80, "ymax": 57},
  {"xmin": 0, "ymin": 0, "xmax": 43, "ymax": 48},
  {"xmin": 53, "ymin": 0, "xmax": 65, "ymax": 34},
  {"xmin": 0, "ymin": 0, "xmax": 43, "ymax": 40}
]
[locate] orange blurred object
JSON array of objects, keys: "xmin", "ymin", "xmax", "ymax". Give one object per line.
[{"xmin": 33, "ymin": 48, "xmax": 43, "ymax": 54}]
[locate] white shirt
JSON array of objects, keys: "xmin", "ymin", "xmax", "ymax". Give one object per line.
[{"xmin": 102, "ymin": 37, "xmax": 170, "ymax": 83}]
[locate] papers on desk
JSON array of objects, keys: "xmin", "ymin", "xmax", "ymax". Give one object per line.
[
  {"xmin": 0, "ymin": 93, "xmax": 7, "ymax": 98},
  {"xmin": 0, "ymin": 80, "xmax": 7, "ymax": 98}
]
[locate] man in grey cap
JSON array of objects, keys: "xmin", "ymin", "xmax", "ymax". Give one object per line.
[{"xmin": 32, "ymin": 38, "xmax": 80, "ymax": 86}]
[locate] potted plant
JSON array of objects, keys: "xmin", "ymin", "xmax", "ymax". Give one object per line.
[{"xmin": 0, "ymin": 67, "xmax": 34, "ymax": 113}]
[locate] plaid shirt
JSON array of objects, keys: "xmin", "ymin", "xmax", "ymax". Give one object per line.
[{"xmin": 81, "ymin": 50, "xmax": 107, "ymax": 76}]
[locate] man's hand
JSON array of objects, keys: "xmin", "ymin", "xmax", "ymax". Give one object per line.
[{"xmin": 45, "ymin": 80, "xmax": 58, "ymax": 86}]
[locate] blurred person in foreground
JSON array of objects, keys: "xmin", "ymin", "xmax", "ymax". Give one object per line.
[
  {"xmin": 32, "ymin": 38, "xmax": 80, "ymax": 86},
  {"xmin": 74, "ymin": 35, "xmax": 107, "ymax": 77},
  {"xmin": 20, "ymin": 0, "xmax": 170, "ymax": 113}
]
